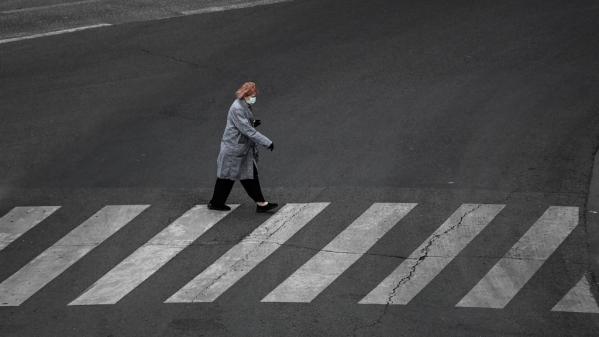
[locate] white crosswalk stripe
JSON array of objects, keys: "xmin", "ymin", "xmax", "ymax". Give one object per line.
[
  {"xmin": 456, "ymin": 206, "xmax": 578, "ymax": 309},
  {"xmin": 359, "ymin": 204, "xmax": 505, "ymax": 305},
  {"xmin": 0, "ymin": 205, "xmax": 148, "ymax": 306},
  {"xmin": 0, "ymin": 206, "xmax": 60, "ymax": 251},
  {"xmin": 0, "ymin": 202, "xmax": 595, "ymax": 312},
  {"xmin": 69, "ymin": 205, "xmax": 238, "ymax": 305},
  {"xmin": 552, "ymin": 274, "xmax": 599, "ymax": 313},
  {"xmin": 165, "ymin": 203, "xmax": 329, "ymax": 303},
  {"xmin": 262, "ymin": 203, "xmax": 417, "ymax": 303}
]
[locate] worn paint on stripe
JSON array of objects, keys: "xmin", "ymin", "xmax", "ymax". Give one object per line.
[
  {"xmin": 0, "ymin": 206, "xmax": 60, "ymax": 251},
  {"xmin": 165, "ymin": 203, "xmax": 329, "ymax": 303},
  {"xmin": 456, "ymin": 206, "xmax": 578, "ymax": 309},
  {"xmin": 0, "ymin": 205, "xmax": 148, "ymax": 306},
  {"xmin": 0, "ymin": 24, "xmax": 111, "ymax": 45},
  {"xmin": 552, "ymin": 274, "xmax": 599, "ymax": 313},
  {"xmin": 359, "ymin": 204, "xmax": 505, "ymax": 305},
  {"xmin": 69, "ymin": 205, "xmax": 238, "ymax": 305},
  {"xmin": 181, "ymin": 0, "xmax": 293, "ymax": 15},
  {"xmin": 262, "ymin": 203, "xmax": 417, "ymax": 303},
  {"xmin": 1, "ymin": 0, "xmax": 102, "ymax": 14}
]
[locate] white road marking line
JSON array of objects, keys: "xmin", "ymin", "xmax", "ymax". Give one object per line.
[
  {"xmin": 0, "ymin": 24, "xmax": 111, "ymax": 45},
  {"xmin": 0, "ymin": 206, "xmax": 60, "ymax": 251},
  {"xmin": 69, "ymin": 204, "xmax": 238, "ymax": 305},
  {"xmin": 262, "ymin": 203, "xmax": 417, "ymax": 303},
  {"xmin": 165, "ymin": 203, "xmax": 329, "ymax": 303},
  {"xmin": 1, "ymin": 0, "xmax": 102, "ymax": 14},
  {"xmin": 181, "ymin": 0, "xmax": 294, "ymax": 15},
  {"xmin": 359, "ymin": 204, "xmax": 505, "ymax": 305},
  {"xmin": 0, "ymin": 0, "xmax": 291, "ymax": 45},
  {"xmin": 456, "ymin": 206, "xmax": 578, "ymax": 309},
  {"xmin": 552, "ymin": 274, "xmax": 599, "ymax": 313},
  {"xmin": 0, "ymin": 205, "xmax": 148, "ymax": 306}
]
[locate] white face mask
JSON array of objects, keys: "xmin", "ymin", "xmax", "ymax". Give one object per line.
[{"xmin": 246, "ymin": 96, "xmax": 257, "ymax": 105}]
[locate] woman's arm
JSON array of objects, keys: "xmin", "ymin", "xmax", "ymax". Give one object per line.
[{"xmin": 230, "ymin": 108, "xmax": 273, "ymax": 148}]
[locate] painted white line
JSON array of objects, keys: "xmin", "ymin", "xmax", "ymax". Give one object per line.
[
  {"xmin": 359, "ymin": 204, "xmax": 505, "ymax": 305},
  {"xmin": 0, "ymin": 23, "xmax": 111, "ymax": 45},
  {"xmin": 262, "ymin": 203, "xmax": 417, "ymax": 303},
  {"xmin": 0, "ymin": 205, "xmax": 148, "ymax": 306},
  {"xmin": 552, "ymin": 274, "xmax": 599, "ymax": 313},
  {"xmin": 0, "ymin": 0, "xmax": 290, "ymax": 44},
  {"xmin": 165, "ymin": 203, "xmax": 329, "ymax": 303},
  {"xmin": 0, "ymin": 206, "xmax": 60, "ymax": 251},
  {"xmin": 456, "ymin": 206, "xmax": 578, "ymax": 309},
  {"xmin": 1, "ymin": 0, "xmax": 102, "ymax": 14},
  {"xmin": 181, "ymin": 0, "xmax": 293, "ymax": 15},
  {"xmin": 69, "ymin": 204, "xmax": 238, "ymax": 305}
]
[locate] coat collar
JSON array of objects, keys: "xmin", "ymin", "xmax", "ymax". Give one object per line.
[{"xmin": 238, "ymin": 98, "xmax": 253, "ymax": 112}]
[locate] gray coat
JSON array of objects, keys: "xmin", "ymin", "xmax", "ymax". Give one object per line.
[{"xmin": 216, "ymin": 98, "xmax": 273, "ymax": 180}]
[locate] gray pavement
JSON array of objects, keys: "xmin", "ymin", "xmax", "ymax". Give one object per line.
[{"xmin": 1, "ymin": 0, "xmax": 599, "ymax": 336}]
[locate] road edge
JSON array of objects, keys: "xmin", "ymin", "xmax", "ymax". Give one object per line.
[{"xmin": 586, "ymin": 145, "xmax": 599, "ymax": 302}]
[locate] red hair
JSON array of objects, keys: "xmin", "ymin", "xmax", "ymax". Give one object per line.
[{"xmin": 235, "ymin": 82, "xmax": 259, "ymax": 99}]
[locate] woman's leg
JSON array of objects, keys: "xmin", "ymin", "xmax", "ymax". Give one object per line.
[
  {"xmin": 210, "ymin": 178, "xmax": 235, "ymax": 205},
  {"xmin": 240, "ymin": 164, "xmax": 266, "ymax": 203}
]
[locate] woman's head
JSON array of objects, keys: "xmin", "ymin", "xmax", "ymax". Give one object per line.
[{"xmin": 236, "ymin": 82, "xmax": 258, "ymax": 104}]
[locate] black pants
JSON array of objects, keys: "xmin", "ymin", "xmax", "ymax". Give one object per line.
[{"xmin": 210, "ymin": 163, "xmax": 265, "ymax": 205}]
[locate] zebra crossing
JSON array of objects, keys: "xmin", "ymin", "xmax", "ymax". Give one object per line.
[
  {"xmin": 70, "ymin": 204, "xmax": 239, "ymax": 305},
  {"xmin": 0, "ymin": 206, "xmax": 60, "ymax": 251},
  {"xmin": 0, "ymin": 205, "xmax": 149, "ymax": 306},
  {"xmin": 261, "ymin": 203, "xmax": 417, "ymax": 303},
  {"xmin": 165, "ymin": 203, "xmax": 329, "ymax": 303},
  {"xmin": 359, "ymin": 204, "xmax": 504, "ymax": 305},
  {"xmin": 0, "ymin": 202, "xmax": 597, "ymax": 313},
  {"xmin": 456, "ymin": 206, "xmax": 579, "ymax": 309}
]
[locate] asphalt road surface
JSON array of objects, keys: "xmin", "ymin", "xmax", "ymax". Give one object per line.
[{"xmin": 1, "ymin": 0, "xmax": 599, "ymax": 336}]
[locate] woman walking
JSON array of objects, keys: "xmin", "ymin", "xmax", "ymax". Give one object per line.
[{"xmin": 208, "ymin": 82, "xmax": 279, "ymax": 213}]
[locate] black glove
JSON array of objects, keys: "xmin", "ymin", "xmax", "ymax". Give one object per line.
[
  {"xmin": 252, "ymin": 119, "xmax": 261, "ymax": 127},
  {"xmin": 268, "ymin": 142, "xmax": 274, "ymax": 151}
]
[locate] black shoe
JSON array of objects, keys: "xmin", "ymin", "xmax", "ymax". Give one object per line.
[
  {"xmin": 208, "ymin": 202, "xmax": 231, "ymax": 211},
  {"xmin": 256, "ymin": 202, "xmax": 279, "ymax": 213}
]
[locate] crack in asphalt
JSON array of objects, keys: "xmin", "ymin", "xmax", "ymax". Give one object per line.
[
  {"xmin": 351, "ymin": 204, "xmax": 486, "ymax": 337},
  {"xmin": 350, "ymin": 192, "xmax": 516, "ymax": 336},
  {"xmin": 190, "ymin": 205, "xmax": 305, "ymax": 302},
  {"xmin": 140, "ymin": 48, "xmax": 202, "ymax": 69},
  {"xmin": 259, "ymin": 241, "xmax": 573, "ymax": 262},
  {"xmin": 387, "ymin": 204, "xmax": 484, "ymax": 299},
  {"xmin": 141, "ymin": 239, "xmax": 585, "ymax": 263}
]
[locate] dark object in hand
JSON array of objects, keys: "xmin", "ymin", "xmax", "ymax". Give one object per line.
[
  {"xmin": 268, "ymin": 143, "xmax": 274, "ymax": 151},
  {"xmin": 252, "ymin": 119, "xmax": 261, "ymax": 127}
]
